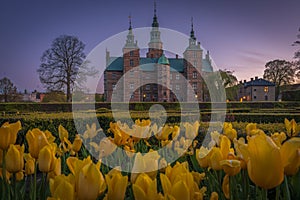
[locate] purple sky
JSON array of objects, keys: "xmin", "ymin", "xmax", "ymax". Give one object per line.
[{"xmin": 0, "ymin": 0, "xmax": 299, "ymax": 93}]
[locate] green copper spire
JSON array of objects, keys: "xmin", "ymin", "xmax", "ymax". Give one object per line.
[
  {"xmin": 190, "ymin": 17, "xmax": 196, "ymax": 40},
  {"xmin": 152, "ymin": 1, "xmax": 159, "ymax": 27}
]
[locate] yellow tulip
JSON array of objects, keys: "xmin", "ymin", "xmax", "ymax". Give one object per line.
[
  {"xmin": 155, "ymin": 125, "xmax": 174, "ymax": 141},
  {"xmin": 58, "ymin": 125, "xmax": 69, "ymax": 142},
  {"xmin": 131, "ymin": 151, "xmax": 160, "ymax": 183},
  {"xmin": 209, "ymin": 131, "xmax": 221, "ymax": 148},
  {"xmin": 209, "ymin": 147, "xmax": 223, "ymax": 170},
  {"xmin": 49, "ymin": 174, "xmax": 75, "ymax": 200},
  {"xmin": 24, "ymin": 153, "xmax": 35, "ymax": 175},
  {"xmin": 72, "ymin": 134, "xmax": 82, "ymax": 153},
  {"xmin": 0, "ymin": 149, "xmax": 3, "ymax": 165},
  {"xmin": 16, "ymin": 171, "xmax": 24, "ymax": 181},
  {"xmin": 5, "ymin": 144, "xmax": 24, "ymax": 173},
  {"xmin": 104, "ymin": 168, "xmax": 128, "ymax": 200},
  {"xmin": 77, "ymin": 162, "xmax": 106, "ymax": 200},
  {"xmin": 223, "ymin": 123, "xmax": 237, "ymax": 141},
  {"xmin": 271, "ymin": 132, "xmax": 287, "ymax": 147},
  {"xmin": 48, "ymin": 158, "xmax": 61, "ymax": 179},
  {"xmin": 284, "ymin": 118, "xmax": 299, "ymax": 137},
  {"xmin": 245, "ymin": 123, "xmax": 258, "ymax": 136},
  {"xmin": 246, "ymin": 132, "xmax": 284, "ymax": 189},
  {"xmin": 26, "ymin": 128, "xmax": 49, "ymax": 159},
  {"xmin": 196, "ymin": 146, "xmax": 212, "ymax": 168},
  {"xmin": 83, "ymin": 123, "xmax": 101, "ymax": 140},
  {"xmin": 210, "ymin": 192, "xmax": 219, "ymax": 200},
  {"xmin": 220, "ymin": 159, "xmax": 241, "ymax": 176},
  {"xmin": 38, "ymin": 144, "xmax": 58, "ymax": 173},
  {"xmin": 183, "ymin": 121, "xmax": 199, "ymax": 140},
  {"xmin": 0, "ymin": 121, "xmax": 21, "ymax": 150},
  {"xmin": 90, "ymin": 137, "xmax": 117, "ymax": 159},
  {"xmin": 0, "ymin": 168, "xmax": 10, "ymax": 181},
  {"xmin": 132, "ymin": 173, "xmax": 161, "ymax": 200},
  {"xmin": 222, "ymin": 174, "xmax": 230, "ymax": 199},
  {"xmin": 45, "ymin": 130, "xmax": 56, "ymax": 143},
  {"xmin": 280, "ymin": 137, "xmax": 300, "ymax": 175}
]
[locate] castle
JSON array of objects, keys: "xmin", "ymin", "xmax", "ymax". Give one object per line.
[{"xmin": 104, "ymin": 4, "xmax": 213, "ymax": 102}]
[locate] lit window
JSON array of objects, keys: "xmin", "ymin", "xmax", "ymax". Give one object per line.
[
  {"xmin": 176, "ymin": 74, "xmax": 180, "ymax": 80},
  {"xmin": 264, "ymin": 87, "xmax": 269, "ymax": 93},
  {"xmin": 193, "ymin": 71, "xmax": 197, "ymax": 79}
]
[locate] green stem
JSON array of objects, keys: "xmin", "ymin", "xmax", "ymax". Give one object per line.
[
  {"xmin": 283, "ymin": 175, "xmax": 291, "ymax": 200},
  {"xmin": 12, "ymin": 173, "xmax": 16, "ymax": 200},
  {"xmin": 33, "ymin": 162, "xmax": 37, "ymax": 200},
  {"xmin": 261, "ymin": 188, "xmax": 268, "ymax": 200},
  {"xmin": 2, "ymin": 150, "xmax": 7, "ymax": 182},
  {"xmin": 275, "ymin": 186, "xmax": 280, "ymax": 200}
]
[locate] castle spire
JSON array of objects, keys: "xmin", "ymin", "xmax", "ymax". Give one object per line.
[
  {"xmin": 152, "ymin": 1, "xmax": 159, "ymax": 27},
  {"xmin": 128, "ymin": 14, "xmax": 132, "ymax": 30},
  {"xmin": 190, "ymin": 17, "xmax": 196, "ymax": 40},
  {"xmin": 124, "ymin": 14, "xmax": 138, "ymax": 49}
]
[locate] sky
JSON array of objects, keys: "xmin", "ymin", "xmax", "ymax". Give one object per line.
[{"xmin": 0, "ymin": 0, "xmax": 299, "ymax": 93}]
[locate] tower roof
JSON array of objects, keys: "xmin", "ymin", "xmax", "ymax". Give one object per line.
[
  {"xmin": 158, "ymin": 54, "xmax": 169, "ymax": 65},
  {"xmin": 190, "ymin": 17, "xmax": 196, "ymax": 40},
  {"xmin": 152, "ymin": 1, "xmax": 159, "ymax": 27}
]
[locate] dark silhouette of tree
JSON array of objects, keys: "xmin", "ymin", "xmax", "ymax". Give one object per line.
[
  {"xmin": 219, "ymin": 69, "xmax": 238, "ymax": 88},
  {"xmin": 0, "ymin": 77, "xmax": 19, "ymax": 102},
  {"xmin": 37, "ymin": 35, "xmax": 97, "ymax": 102},
  {"xmin": 263, "ymin": 60, "xmax": 296, "ymax": 100}
]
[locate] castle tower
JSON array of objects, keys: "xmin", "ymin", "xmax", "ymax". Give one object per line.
[
  {"xmin": 157, "ymin": 54, "xmax": 170, "ymax": 102},
  {"xmin": 183, "ymin": 18, "xmax": 203, "ymax": 101},
  {"xmin": 123, "ymin": 15, "xmax": 140, "ymax": 101},
  {"xmin": 146, "ymin": 2, "xmax": 163, "ymax": 58}
]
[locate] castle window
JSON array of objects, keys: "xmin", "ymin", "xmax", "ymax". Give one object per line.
[
  {"xmin": 112, "ymin": 84, "xmax": 116, "ymax": 90},
  {"xmin": 176, "ymin": 85, "xmax": 180, "ymax": 90},
  {"xmin": 146, "ymin": 85, "xmax": 150, "ymax": 90},
  {"xmin": 193, "ymin": 82, "xmax": 197, "ymax": 90},
  {"xmin": 194, "ymin": 61, "xmax": 197, "ymax": 67},
  {"xmin": 130, "ymin": 83, "xmax": 134, "ymax": 89},
  {"xmin": 130, "ymin": 59, "xmax": 134, "ymax": 66},
  {"xmin": 170, "ymin": 84, "xmax": 172, "ymax": 90},
  {"xmin": 130, "ymin": 94, "xmax": 134, "ymax": 99},
  {"xmin": 194, "ymin": 51, "xmax": 197, "ymax": 58},
  {"xmin": 129, "ymin": 71, "xmax": 134, "ymax": 77},
  {"xmin": 254, "ymin": 96, "xmax": 256, "ymax": 99},
  {"xmin": 265, "ymin": 95, "xmax": 268, "ymax": 101},
  {"xmin": 192, "ymin": 71, "xmax": 197, "ymax": 79},
  {"xmin": 176, "ymin": 74, "xmax": 180, "ymax": 80},
  {"xmin": 264, "ymin": 87, "xmax": 269, "ymax": 93},
  {"xmin": 130, "ymin": 51, "xmax": 134, "ymax": 56},
  {"xmin": 170, "ymin": 74, "xmax": 172, "ymax": 80}
]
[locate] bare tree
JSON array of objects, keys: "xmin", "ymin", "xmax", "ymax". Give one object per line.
[
  {"xmin": 263, "ymin": 60, "xmax": 296, "ymax": 99},
  {"xmin": 0, "ymin": 77, "xmax": 19, "ymax": 102},
  {"xmin": 37, "ymin": 35, "xmax": 97, "ymax": 102}
]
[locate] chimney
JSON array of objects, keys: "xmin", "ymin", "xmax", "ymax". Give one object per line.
[
  {"xmin": 255, "ymin": 76, "xmax": 258, "ymax": 80},
  {"xmin": 244, "ymin": 80, "xmax": 246, "ymax": 83},
  {"xmin": 251, "ymin": 78, "xmax": 254, "ymax": 81},
  {"xmin": 106, "ymin": 49, "xmax": 110, "ymax": 67},
  {"xmin": 239, "ymin": 80, "xmax": 242, "ymax": 84},
  {"xmin": 175, "ymin": 54, "xmax": 178, "ymax": 59}
]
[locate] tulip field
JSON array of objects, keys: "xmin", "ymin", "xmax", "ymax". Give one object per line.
[{"xmin": 0, "ymin": 117, "xmax": 299, "ymax": 200}]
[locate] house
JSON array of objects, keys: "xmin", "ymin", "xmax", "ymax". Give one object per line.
[{"xmin": 238, "ymin": 77, "xmax": 275, "ymax": 101}]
